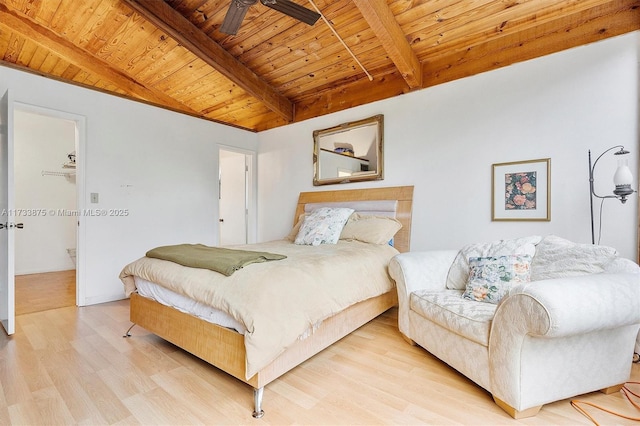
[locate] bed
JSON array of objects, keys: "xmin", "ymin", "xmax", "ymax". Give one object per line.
[{"xmin": 119, "ymin": 185, "xmax": 413, "ymax": 418}]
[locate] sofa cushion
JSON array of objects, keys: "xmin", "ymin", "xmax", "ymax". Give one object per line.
[
  {"xmin": 410, "ymin": 289, "xmax": 496, "ymax": 347},
  {"xmin": 531, "ymin": 235, "xmax": 618, "ymax": 281},
  {"xmin": 446, "ymin": 235, "xmax": 542, "ymax": 290},
  {"xmin": 463, "ymin": 255, "xmax": 532, "ymax": 304}
]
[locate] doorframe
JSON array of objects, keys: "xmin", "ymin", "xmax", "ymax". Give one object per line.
[
  {"xmin": 13, "ymin": 101, "xmax": 87, "ymax": 306},
  {"xmin": 217, "ymin": 145, "xmax": 257, "ymax": 245}
]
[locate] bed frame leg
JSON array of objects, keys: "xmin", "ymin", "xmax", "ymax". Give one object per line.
[
  {"xmin": 252, "ymin": 387, "xmax": 264, "ymax": 418},
  {"xmin": 122, "ymin": 323, "xmax": 137, "ymax": 338}
]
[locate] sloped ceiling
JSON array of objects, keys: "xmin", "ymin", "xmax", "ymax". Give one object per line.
[{"xmin": 1, "ymin": 0, "xmax": 638, "ymax": 131}]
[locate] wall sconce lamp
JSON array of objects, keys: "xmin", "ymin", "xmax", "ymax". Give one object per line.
[{"xmin": 589, "ymin": 145, "xmax": 635, "ymax": 244}]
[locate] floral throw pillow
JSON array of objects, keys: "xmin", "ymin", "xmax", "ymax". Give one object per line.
[
  {"xmin": 294, "ymin": 207, "xmax": 354, "ymax": 246},
  {"xmin": 462, "ymin": 255, "xmax": 532, "ymax": 304}
]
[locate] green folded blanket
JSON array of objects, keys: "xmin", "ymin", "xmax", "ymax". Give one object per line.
[{"xmin": 146, "ymin": 244, "xmax": 287, "ymax": 276}]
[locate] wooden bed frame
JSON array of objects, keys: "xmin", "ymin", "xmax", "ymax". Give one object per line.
[{"xmin": 128, "ymin": 185, "xmax": 414, "ymax": 418}]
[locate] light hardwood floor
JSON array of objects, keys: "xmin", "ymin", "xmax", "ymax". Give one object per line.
[
  {"xmin": 14, "ymin": 270, "xmax": 76, "ymax": 315},
  {"xmin": 1, "ymin": 302, "xmax": 639, "ymax": 425}
]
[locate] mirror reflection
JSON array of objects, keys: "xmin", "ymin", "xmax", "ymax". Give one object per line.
[{"xmin": 313, "ymin": 114, "xmax": 384, "ymax": 186}]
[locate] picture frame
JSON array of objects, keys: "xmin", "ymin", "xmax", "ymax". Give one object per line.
[{"xmin": 492, "ymin": 158, "xmax": 550, "ymax": 221}]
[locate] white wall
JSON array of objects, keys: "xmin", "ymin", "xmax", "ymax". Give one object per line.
[
  {"xmin": 1, "ymin": 66, "xmax": 258, "ymax": 305},
  {"xmin": 257, "ymin": 32, "xmax": 640, "ymax": 261},
  {"xmin": 14, "ymin": 110, "xmax": 76, "ymax": 274}
]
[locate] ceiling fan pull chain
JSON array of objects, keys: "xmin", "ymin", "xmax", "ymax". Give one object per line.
[{"xmin": 307, "ymin": 0, "xmax": 373, "ymax": 82}]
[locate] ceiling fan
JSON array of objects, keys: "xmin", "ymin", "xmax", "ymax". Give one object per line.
[{"xmin": 220, "ymin": 0, "xmax": 321, "ymax": 35}]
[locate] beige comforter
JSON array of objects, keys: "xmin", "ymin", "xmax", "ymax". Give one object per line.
[{"xmin": 120, "ymin": 239, "xmax": 398, "ymax": 378}]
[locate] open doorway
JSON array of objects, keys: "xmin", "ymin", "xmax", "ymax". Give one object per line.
[
  {"xmin": 13, "ymin": 109, "xmax": 78, "ymax": 315},
  {"xmin": 218, "ymin": 147, "xmax": 256, "ymax": 246}
]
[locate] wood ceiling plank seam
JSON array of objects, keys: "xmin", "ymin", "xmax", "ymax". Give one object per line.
[
  {"xmin": 38, "ymin": 51, "xmax": 61, "ymax": 73},
  {"xmin": 123, "ymin": 0, "xmax": 294, "ymax": 122},
  {"xmin": 93, "ymin": 11, "xmax": 149, "ymax": 66},
  {"xmin": 236, "ymin": 2, "xmax": 361, "ymax": 63},
  {"xmin": 243, "ymin": 19, "xmax": 379, "ymax": 80},
  {"xmin": 264, "ymin": 35, "xmax": 389, "ymax": 92},
  {"xmin": 150, "ymin": 58, "xmax": 213, "ymax": 93},
  {"xmin": 119, "ymin": 28, "xmax": 178, "ymax": 76},
  {"xmin": 79, "ymin": 71, "xmax": 101, "ymax": 86},
  {"xmin": 57, "ymin": 0, "xmax": 107, "ymax": 43},
  {"xmin": 398, "ymin": 0, "xmax": 529, "ymax": 45},
  {"xmin": 77, "ymin": 0, "xmax": 133, "ymax": 53},
  {"xmin": 280, "ymin": 60, "xmax": 404, "ymax": 97},
  {"xmin": 16, "ymin": 0, "xmax": 43, "ymax": 19},
  {"xmin": 135, "ymin": 46, "xmax": 197, "ymax": 85},
  {"xmin": 197, "ymin": 92, "xmax": 265, "ymax": 116},
  {"xmin": 178, "ymin": 76, "xmax": 238, "ymax": 104},
  {"xmin": 73, "ymin": 0, "xmax": 124, "ymax": 48},
  {"xmin": 353, "ymin": 0, "xmax": 422, "ymax": 88},
  {"xmin": 3, "ymin": 32, "xmax": 26, "ymax": 63},
  {"xmin": 0, "ymin": 3, "xmax": 201, "ymax": 115},
  {"xmin": 49, "ymin": 55, "xmax": 72, "ymax": 75},
  {"xmin": 273, "ymin": 54, "xmax": 387, "ymax": 95},
  {"xmin": 237, "ymin": 9, "xmax": 383, "ymax": 77},
  {"xmin": 48, "ymin": 0, "xmax": 97, "ymax": 39},
  {"xmin": 293, "ymin": 69, "xmax": 408, "ymax": 122},
  {"xmin": 30, "ymin": 0, "xmax": 64, "ymax": 26},
  {"xmin": 225, "ymin": 111, "xmax": 288, "ymax": 132},
  {"xmin": 83, "ymin": 9, "xmax": 136, "ymax": 60},
  {"xmin": 423, "ymin": 1, "xmax": 640, "ymax": 87},
  {"xmin": 164, "ymin": 68, "xmax": 224, "ymax": 100},
  {"xmin": 15, "ymin": 35, "xmax": 38, "ymax": 66},
  {"xmin": 60, "ymin": 63, "xmax": 83, "ymax": 80},
  {"xmin": 405, "ymin": 0, "xmax": 609, "ymax": 61},
  {"xmin": 70, "ymin": 68, "xmax": 92, "ymax": 85},
  {"xmin": 419, "ymin": 0, "xmax": 631, "ymax": 63},
  {"xmin": 26, "ymin": 44, "xmax": 49, "ymax": 68},
  {"xmin": 0, "ymin": 30, "xmax": 13, "ymax": 60},
  {"xmin": 104, "ymin": 13, "xmax": 169, "ymax": 70}
]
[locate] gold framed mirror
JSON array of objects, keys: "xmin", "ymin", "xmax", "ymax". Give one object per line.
[{"xmin": 313, "ymin": 114, "xmax": 384, "ymax": 186}]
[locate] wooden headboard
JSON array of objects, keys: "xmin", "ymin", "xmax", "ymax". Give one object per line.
[{"xmin": 294, "ymin": 186, "xmax": 414, "ymax": 253}]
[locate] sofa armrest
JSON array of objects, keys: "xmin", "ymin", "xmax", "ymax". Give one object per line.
[
  {"xmin": 388, "ymin": 250, "xmax": 458, "ymax": 336},
  {"xmin": 501, "ymin": 273, "xmax": 640, "ymax": 337},
  {"xmin": 490, "ymin": 272, "xmax": 640, "ymax": 409}
]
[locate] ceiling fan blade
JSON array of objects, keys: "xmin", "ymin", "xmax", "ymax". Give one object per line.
[
  {"xmin": 260, "ymin": 0, "xmax": 321, "ymax": 26},
  {"xmin": 220, "ymin": 0, "xmax": 254, "ymax": 35}
]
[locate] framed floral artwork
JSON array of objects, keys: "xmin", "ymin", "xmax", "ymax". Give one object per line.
[{"xmin": 492, "ymin": 158, "xmax": 550, "ymax": 221}]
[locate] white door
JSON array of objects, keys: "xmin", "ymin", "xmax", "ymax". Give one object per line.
[
  {"xmin": 0, "ymin": 90, "xmax": 15, "ymax": 335},
  {"xmin": 219, "ymin": 149, "xmax": 248, "ymax": 246}
]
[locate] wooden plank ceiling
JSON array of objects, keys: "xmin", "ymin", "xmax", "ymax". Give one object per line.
[{"xmin": 1, "ymin": 0, "xmax": 638, "ymax": 132}]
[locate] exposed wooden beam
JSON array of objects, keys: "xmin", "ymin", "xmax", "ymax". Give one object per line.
[
  {"xmin": 353, "ymin": 0, "xmax": 422, "ymax": 89},
  {"xmin": 0, "ymin": 3, "xmax": 198, "ymax": 114},
  {"xmin": 123, "ymin": 0, "xmax": 294, "ymax": 123}
]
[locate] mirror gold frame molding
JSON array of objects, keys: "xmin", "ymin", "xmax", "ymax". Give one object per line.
[{"xmin": 313, "ymin": 114, "xmax": 384, "ymax": 186}]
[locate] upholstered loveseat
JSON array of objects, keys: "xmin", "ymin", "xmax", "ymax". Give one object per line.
[{"xmin": 388, "ymin": 235, "xmax": 640, "ymax": 418}]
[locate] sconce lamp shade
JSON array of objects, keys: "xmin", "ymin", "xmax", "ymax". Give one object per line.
[
  {"xmin": 589, "ymin": 145, "xmax": 636, "ymax": 243},
  {"xmin": 612, "ymin": 155, "xmax": 634, "ymax": 203},
  {"xmin": 614, "ymin": 161, "xmax": 633, "ymax": 186}
]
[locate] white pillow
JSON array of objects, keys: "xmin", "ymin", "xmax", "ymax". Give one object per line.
[
  {"xmin": 294, "ymin": 207, "xmax": 354, "ymax": 246},
  {"xmin": 446, "ymin": 235, "xmax": 542, "ymax": 290},
  {"xmin": 531, "ymin": 235, "xmax": 618, "ymax": 281}
]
